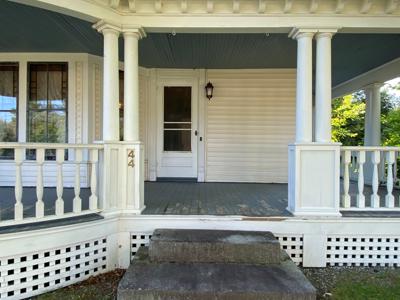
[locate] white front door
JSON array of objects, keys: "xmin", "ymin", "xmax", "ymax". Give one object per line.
[{"xmin": 157, "ymin": 80, "xmax": 198, "ymax": 179}]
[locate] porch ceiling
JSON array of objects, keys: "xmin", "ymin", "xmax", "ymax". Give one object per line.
[{"xmin": 1, "ymin": 0, "xmax": 400, "ymax": 87}]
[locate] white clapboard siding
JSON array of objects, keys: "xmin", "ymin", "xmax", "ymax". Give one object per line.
[
  {"xmin": 206, "ymin": 69, "xmax": 296, "ymax": 183},
  {"xmin": 0, "ymin": 161, "xmax": 89, "ymax": 188}
]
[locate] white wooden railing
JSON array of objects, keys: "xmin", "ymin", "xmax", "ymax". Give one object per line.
[
  {"xmin": 341, "ymin": 146, "xmax": 400, "ymax": 210},
  {"xmin": 0, "ymin": 143, "xmax": 104, "ymax": 225}
]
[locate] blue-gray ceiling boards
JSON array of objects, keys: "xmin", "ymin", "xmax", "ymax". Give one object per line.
[{"xmin": 1, "ymin": 0, "xmax": 399, "ymax": 86}]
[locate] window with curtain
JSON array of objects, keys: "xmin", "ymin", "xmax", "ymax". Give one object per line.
[
  {"xmin": 0, "ymin": 62, "xmax": 18, "ymax": 159},
  {"xmin": 27, "ymin": 63, "xmax": 68, "ymax": 159}
]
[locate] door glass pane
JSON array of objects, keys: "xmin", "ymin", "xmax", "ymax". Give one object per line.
[
  {"xmin": 164, "ymin": 87, "xmax": 191, "ymax": 122},
  {"xmin": 163, "ymin": 86, "xmax": 192, "ymax": 152},
  {"xmin": 164, "ymin": 130, "xmax": 191, "ymax": 151}
]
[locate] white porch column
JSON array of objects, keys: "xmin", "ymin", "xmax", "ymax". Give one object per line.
[
  {"xmin": 122, "ymin": 26, "xmax": 146, "ymax": 142},
  {"xmin": 93, "ymin": 21, "xmax": 121, "ymax": 141},
  {"xmin": 364, "ymin": 83, "xmax": 383, "ymax": 184},
  {"xmin": 364, "ymin": 83, "xmax": 383, "ymax": 147},
  {"xmin": 289, "ymin": 29, "xmax": 314, "ymax": 143},
  {"xmin": 288, "ymin": 28, "xmax": 341, "ymax": 218},
  {"xmin": 315, "ymin": 31, "xmax": 336, "ymax": 143}
]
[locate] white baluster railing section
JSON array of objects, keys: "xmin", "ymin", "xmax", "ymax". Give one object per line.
[
  {"xmin": 340, "ymin": 146, "xmax": 400, "ymax": 211},
  {"xmin": 0, "ymin": 143, "xmax": 104, "ymax": 225}
]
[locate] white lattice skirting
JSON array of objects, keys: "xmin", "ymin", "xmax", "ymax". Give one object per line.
[
  {"xmin": 0, "ymin": 237, "xmax": 107, "ymax": 300},
  {"xmin": 2, "ymin": 216, "xmax": 400, "ymax": 299}
]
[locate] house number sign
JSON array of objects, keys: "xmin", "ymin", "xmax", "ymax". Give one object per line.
[{"xmin": 128, "ymin": 150, "xmax": 135, "ymax": 168}]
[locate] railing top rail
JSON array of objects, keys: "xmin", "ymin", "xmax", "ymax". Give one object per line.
[
  {"xmin": 341, "ymin": 146, "xmax": 400, "ymax": 151},
  {"xmin": 0, "ymin": 142, "xmax": 104, "ymax": 150}
]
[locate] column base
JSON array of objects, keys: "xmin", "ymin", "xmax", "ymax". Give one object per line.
[{"xmin": 288, "ymin": 143, "xmax": 342, "ymax": 218}]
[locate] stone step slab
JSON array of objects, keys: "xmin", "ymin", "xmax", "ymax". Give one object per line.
[
  {"xmin": 118, "ymin": 247, "xmax": 316, "ymax": 300},
  {"xmin": 149, "ymin": 228, "xmax": 281, "ymax": 264}
]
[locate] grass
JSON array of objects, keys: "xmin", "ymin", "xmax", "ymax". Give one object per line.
[
  {"xmin": 304, "ymin": 267, "xmax": 400, "ymax": 300},
  {"xmin": 331, "ymin": 269, "xmax": 400, "ymax": 300}
]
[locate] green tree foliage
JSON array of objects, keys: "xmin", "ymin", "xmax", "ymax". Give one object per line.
[
  {"xmin": 381, "ymin": 82, "xmax": 400, "ymax": 146},
  {"xmin": 331, "ymin": 95, "xmax": 365, "ymax": 146},
  {"xmin": 332, "ymin": 80, "xmax": 400, "ymax": 146}
]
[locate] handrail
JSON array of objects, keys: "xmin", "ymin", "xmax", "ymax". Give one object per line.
[
  {"xmin": 341, "ymin": 146, "xmax": 400, "ymax": 151},
  {"xmin": 0, "ymin": 142, "xmax": 104, "ymax": 149}
]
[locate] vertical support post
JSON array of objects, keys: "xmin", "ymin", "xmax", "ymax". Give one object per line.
[
  {"xmin": 342, "ymin": 150, "xmax": 351, "ymax": 208},
  {"xmin": 35, "ymin": 148, "xmax": 45, "ymax": 218},
  {"xmin": 289, "ymin": 28, "xmax": 315, "ymax": 143},
  {"xmin": 357, "ymin": 150, "xmax": 366, "ymax": 208},
  {"xmin": 386, "ymin": 151, "xmax": 395, "ymax": 208},
  {"xmin": 14, "ymin": 148, "xmax": 24, "ymax": 221},
  {"xmin": 364, "ymin": 83, "xmax": 383, "ymax": 184},
  {"xmin": 93, "ymin": 21, "xmax": 121, "ymax": 142},
  {"xmin": 55, "ymin": 148, "xmax": 64, "ymax": 216},
  {"xmin": 371, "ymin": 150, "xmax": 380, "ymax": 208},
  {"xmin": 89, "ymin": 148, "xmax": 99, "ymax": 210},
  {"xmin": 315, "ymin": 30, "xmax": 336, "ymax": 143},
  {"xmin": 73, "ymin": 148, "xmax": 83, "ymax": 213},
  {"xmin": 123, "ymin": 26, "xmax": 146, "ymax": 142}
]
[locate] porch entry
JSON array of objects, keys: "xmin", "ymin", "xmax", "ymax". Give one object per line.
[{"xmin": 157, "ymin": 80, "xmax": 198, "ymax": 179}]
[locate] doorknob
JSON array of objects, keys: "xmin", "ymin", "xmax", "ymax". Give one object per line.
[{"xmin": 194, "ymin": 130, "xmax": 198, "ymax": 136}]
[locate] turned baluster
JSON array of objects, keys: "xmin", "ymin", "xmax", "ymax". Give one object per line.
[
  {"xmin": 35, "ymin": 148, "xmax": 45, "ymax": 218},
  {"xmin": 357, "ymin": 151, "xmax": 366, "ymax": 208},
  {"xmin": 14, "ymin": 148, "xmax": 24, "ymax": 221},
  {"xmin": 55, "ymin": 148, "xmax": 65, "ymax": 216},
  {"xmin": 385, "ymin": 151, "xmax": 395, "ymax": 208},
  {"xmin": 342, "ymin": 150, "xmax": 351, "ymax": 208},
  {"xmin": 73, "ymin": 149, "xmax": 83, "ymax": 213},
  {"xmin": 89, "ymin": 149, "xmax": 99, "ymax": 210},
  {"xmin": 370, "ymin": 150, "xmax": 380, "ymax": 208}
]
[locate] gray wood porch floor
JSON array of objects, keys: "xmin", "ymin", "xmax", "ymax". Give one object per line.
[
  {"xmin": 1, "ymin": 181, "xmax": 400, "ymax": 221},
  {"xmin": 143, "ymin": 182, "xmax": 291, "ymax": 216}
]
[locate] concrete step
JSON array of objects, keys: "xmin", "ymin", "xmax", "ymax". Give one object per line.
[
  {"xmin": 149, "ymin": 229, "xmax": 281, "ymax": 264},
  {"xmin": 118, "ymin": 247, "xmax": 316, "ymax": 300}
]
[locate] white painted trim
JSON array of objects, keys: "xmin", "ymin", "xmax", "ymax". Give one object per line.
[
  {"xmin": 332, "ymin": 57, "xmax": 400, "ymax": 98},
  {"xmin": 10, "ymin": 0, "xmax": 400, "ymax": 33}
]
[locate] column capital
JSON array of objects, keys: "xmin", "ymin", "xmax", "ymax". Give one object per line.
[
  {"xmin": 363, "ymin": 82, "xmax": 384, "ymax": 91},
  {"xmin": 289, "ymin": 28, "xmax": 340, "ymax": 40},
  {"xmin": 122, "ymin": 25, "xmax": 146, "ymax": 39},
  {"xmin": 93, "ymin": 20, "xmax": 121, "ymax": 34},
  {"xmin": 288, "ymin": 28, "xmax": 317, "ymax": 39}
]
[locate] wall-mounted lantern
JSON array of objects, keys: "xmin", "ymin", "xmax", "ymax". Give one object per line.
[{"xmin": 205, "ymin": 81, "xmax": 214, "ymax": 100}]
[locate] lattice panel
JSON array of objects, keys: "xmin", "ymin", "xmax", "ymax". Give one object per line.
[
  {"xmin": 276, "ymin": 234, "xmax": 304, "ymax": 265},
  {"xmin": 327, "ymin": 236, "xmax": 400, "ymax": 267},
  {"xmin": 131, "ymin": 232, "xmax": 153, "ymax": 257},
  {"xmin": 0, "ymin": 237, "xmax": 107, "ymax": 300}
]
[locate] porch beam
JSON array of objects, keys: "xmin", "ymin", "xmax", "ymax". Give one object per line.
[
  {"xmin": 289, "ymin": 28, "xmax": 316, "ymax": 143},
  {"xmin": 123, "ymin": 26, "xmax": 146, "ymax": 142},
  {"xmin": 315, "ymin": 30, "xmax": 337, "ymax": 143},
  {"xmin": 93, "ymin": 20, "xmax": 121, "ymax": 141}
]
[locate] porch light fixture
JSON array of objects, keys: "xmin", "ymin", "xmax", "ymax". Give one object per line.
[{"xmin": 205, "ymin": 81, "xmax": 214, "ymax": 100}]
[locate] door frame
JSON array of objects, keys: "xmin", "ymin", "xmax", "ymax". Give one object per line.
[{"xmin": 156, "ymin": 75, "xmax": 199, "ymax": 179}]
